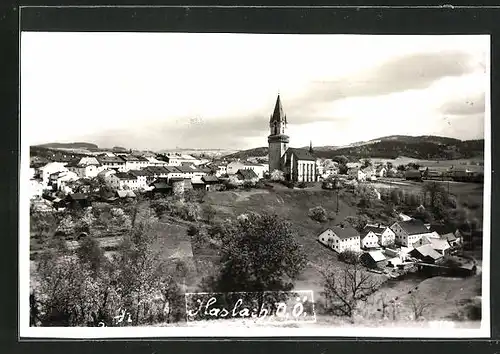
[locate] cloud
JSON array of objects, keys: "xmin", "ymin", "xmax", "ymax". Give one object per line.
[
  {"xmin": 439, "ymin": 92, "xmax": 485, "ymax": 116},
  {"xmin": 290, "ymin": 50, "xmax": 478, "ymax": 107}
]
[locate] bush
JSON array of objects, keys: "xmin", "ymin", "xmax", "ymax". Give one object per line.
[
  {"xmin": 338, "ymin": 250, "xmax": 360, "ymax": 264},
  {"xmin": 309, "ymin": 206, "xmax": 328, "ymax": 223}
]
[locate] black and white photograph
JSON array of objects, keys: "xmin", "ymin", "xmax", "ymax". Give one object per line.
[{"xmin": 20, "ymin": 29, "xmax": 490, "ymax": 338}]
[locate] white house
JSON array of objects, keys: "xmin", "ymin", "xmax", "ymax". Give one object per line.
[
  {"xmin": 97, "ymin": 156, "xmax": 126, "ymax": 172},
  {"xmin": 360, "ymin": 230, "xmax": 379, "ymax": 249},
  {"xmin": 49, "ymin": 171, "xmax": 80, "ymax": 192},
  {"xmin": 348, "ymin": 168, "xmax": 366, "ymax": 182},
  {"xmin": 107, "ymin": 172, "xmax": 140, "ymax": 190},
  {"xmin": 163, "ymin": 153, "xmax": 200, "ymax": 166},
  {"xmin": 215, "ymin": 164, "xmax": 227, "ymax": 177},
  {"xmin": 390, "ymin": 219, "xmax": 440, "ymax": 247},
  {"xmin": 120, "ymin": 155, "xmax": 149, "ymax": 171},
  {"xmin": 413, "ymin": 236, "xmax": 451, "ymax": 256},
  {"xmin": 128, "ymin": 170, "xmax": 152, "ymax": 190},
  {"xmin": 39, "ymin": 162, "xmax": 68, "ymax": 186},
  {"xmin": 317, "ymin": 224, "xmax": 361, "ymax": 253},
  {"xmin": 375, "ymin": 166, "xmax": 387, "ymax": 178},
  {"xmin": 227, "ymin": 161, "xmax": 247, "ymax": 175},
  {"xmin": 362, "ymin": 224, "xmax": 396, "ymax": 246},
  {"xmin": 66, "ymin": 158, "xmax": 102, "ymax": 179}
]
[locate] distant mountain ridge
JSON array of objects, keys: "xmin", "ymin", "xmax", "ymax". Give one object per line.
[
  {"xmin": 225, "ymin": 135, "xmax": 484, "ymax": 160},
  {"xmin": 36, "ymin": 142, "xmax": 99, "ymax": 150}
]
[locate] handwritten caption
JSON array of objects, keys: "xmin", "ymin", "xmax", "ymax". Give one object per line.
[
  {"xmin": 98, "ymin": 308, "xmax": 133, "ymax": 327},
  {"xmin": 185, "ymin": 290, "xmax": 316, "ymax": 324}
]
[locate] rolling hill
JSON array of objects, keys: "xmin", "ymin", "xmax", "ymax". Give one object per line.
[
  {"xmin": 225, "ymin": 135, "xmax": 484, "ymax": 161},
  {"xmin": 36, "ymin": 142, "xmax": 99, "ymax": 150}
]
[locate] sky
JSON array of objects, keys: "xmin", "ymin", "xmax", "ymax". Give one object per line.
[{"xmin": 21, "ymin": 32, "xmax": 489, "ymax": 151}]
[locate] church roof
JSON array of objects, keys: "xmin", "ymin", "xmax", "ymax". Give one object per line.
[
  {"xmin": 287, "ymin": 148, "xmax": 316, "ymax": 161},
  {"xmin": 270, "ymin": 94, "xmax": 287, "ymax": 123}
]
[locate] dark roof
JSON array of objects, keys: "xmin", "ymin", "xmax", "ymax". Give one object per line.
[
  {"xmin": 202, "ymin": 175, "xmax": 220, "ymax": 183},
  {"xmin": 114, "ymin": 172, "xmax": 137, "ymax": 180},
  {"xmin": 164, "ymin": 166, "xmax": 182, "ymax": 173},
  {"xmin": 97, "ymin": 156, "xmax": 124, "ymax": 164},
  {"xmin": 68, "ymin": 193, "xmax": 88, "ymax": 200},
  {"xmin": 176, "ymin": 165, "xmax": 196, "ymax": 173},
  {"xmin": 362, "ymin": 224, "xmax": 386, "ymax": 236},
  {"xmin": 405, "ymin": 170, "xmax": 422, "ymax": 177},
  {"xmin": 397, "ymin": 219, "xmax": 431, "ymax": 235},
  {"xmin": 128, "ymin": 169, "xmax": 152, "ymax": 177},
  {"xmin": 236, "ymin": 169, "xmax": 259, "ymax": 180},
  {"xmin": 429, "ymin": 223, "xmax": 456, "ymax": 236},
  {"xmin": 441, "ymin": 233, "xmax": 457, "ymax": 242},
  {"xmin": 270, "ymin": 94, "xmax": 287, "ymax": 123},
  {"xmin": 119, "ymin": 155, "xmax": 141, "ymax": 162},
  {"xmin": 288, "ymin": 148, "xmax": 316, "ymax": 161},
  {"xmin": 145, "ymin": 166, "xmax": 169, "ymax": 174},
  {"xmin": 329, "ymin": 224, "xmax": 359, "ymax": 240},
  {"xmin": 411, "ymin": 244, "xmax": 442, "ymax": 260}
]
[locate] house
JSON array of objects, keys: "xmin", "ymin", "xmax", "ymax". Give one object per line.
[
  {"xmin": 38, "ymin": 162, "xmax": 69, "ymax": 186},
  {"xmin": 145, "ymin": 156, "xmax": 168, "ymax": 167},
  {"xmin": 409, "ymin": 244, "xmax": 443, "ymax": 264},
  {"xmin": 317, "ymin": 224, "xmax": 361, "ymax": 253},
  {"xmin": 191, "ymin": 176, "xmax": 206, "ymax": 190},
  {"xmin": 170, "ymin": 177, "xmax": 193, "ymax": 196},
  {"xmin": 390, "ymin": 218, "xmax": 440, "ymax": 247},
  {"xmin": 128, "ymin": 169, "xmax": 153, "ymax": 190},
  {"xmin": 413, "ymin": 236, "xmax": 451, "ymax": 255},
  {"xmin": 397, "ymin": 212, "xmax": 413, "ymax": 222},
  {"xmin": 149, "ymin": 178, "xmax": 172, "ymax": 195},
  {"xmin": 49, "ymin": 171, "xmax": 80, "ymax": 192},
  {"xmin": 163, "ymin": 153, "xmax": 200, "ymax": 166},
  {"xmin": 236, "ymin": 169, "xmax": 259, "ymax": 183},
  {"xmin": 360, "ymin": 250, "xmax": 387, "ymax": 269},
  {"xmin": 66, "ymin": 157, "xmax": 102, "ymax": 178},
  {"xmin": 202, "ymin": 175, "xmax": 223, "ymax": 191},
  {"xmin": 429, "ymin": 223, "xmax": 461, "ymax": 247},
  {"xmin": 107, "ymin": 172, "xmax": 139, "ymax": 190},
  {"xmin": 65, "ymin": 193, "xmax": 91, "ymax": 208},
  {"xmin": 362, "ymin": 223, "xmax": 396, "ymax": 246},
  {"xmin": 116, "ymin": 190, "xmax": 137, "ymax": 199},
  {"xmin": 361, "ymin": 166, "xmax": 376, "ymax": 180},
  {"xmin": 120, "ymin": 155, "xmax": 148, "ymax": 171},
  {"xmin": 360, "ymin": 229, "xmax": 380, "ymax": 249},
  {"xmin": 97, "ymin": 156, "xmax": 126, "ymax": 172},
  {"xmin": 348, "ymin": 168, "xmax": 366, "ymax": 182},
  {"xmin": 375, "ymin": 166, "xmax": 387, "ymax": 178},
  {"xmin": 405, "ymin": 169, "xmax": 422, "ymax": 181}
]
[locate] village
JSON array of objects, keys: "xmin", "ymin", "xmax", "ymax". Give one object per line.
[{"xmin": 28, "ymin": 95, "xmax": 484, "ymax": 326}]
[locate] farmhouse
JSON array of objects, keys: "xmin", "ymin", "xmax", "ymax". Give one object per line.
[
  {"xmin": 360, "ymin": 229, "xmax": 379, "ymax": 249},
  {"xmin": 391, "ymin": 218, "xmax": 439, "ymax": 247},
  {"xmin": 362, "ymin": 223, "xmax": 396, "ymax": 246},
  {"xmin": 413, "ymin": 236, "xmax": 451, "ymax": 255},
  {"xmin": 429, "ymin": 223, "xmax": 462, "ymax": 247},
  {"xmin": 348, "ymin": 168, "xmax": 367, "ymax": 182},
  {"xmin": 236, "ymin": 169, "xmax": 259, "ymax": 183},
  {"xmin": 317, "ymin": 224, "xmax": 361, "ymax": 253},
  {"xmin": 360, "ymin": 250, "xmax": 387, "ymax": 269},
  {"xmin": 409, "ymin": 244, "xmax": 443, "ymax": 264}
]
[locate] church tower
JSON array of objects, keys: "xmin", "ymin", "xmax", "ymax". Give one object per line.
[{"xmin": 268, "ymin": 94, "xmax": 290, "ymax": 173}]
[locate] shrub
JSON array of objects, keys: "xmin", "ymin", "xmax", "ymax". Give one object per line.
[
  {"xmin": 270, "ymin": 169, "xmax": 285, "ymax": 182},
  {"xmin": 309, "ymin": 206, "xmax": 328, "ymax": 223},
  {"xmin": 338, "ymin": 250, "xmax": 360, "ymax": 264}
]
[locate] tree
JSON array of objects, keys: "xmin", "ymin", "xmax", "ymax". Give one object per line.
[
  {"xmin": 344, "ymin": 215, "xmax": 369, "ymax": 231},
  {"xmin": 338, "ymin": 164, "xmax": 349, "ymax": 175},
  {"xmin": 308, "ymin": 206, "xmax": 328, "ymax": 222},
  {"xmin": 206, "ymin": 213, "xmax": 307, "ymax": 308},
  {"xmin": 76, "ymin": 235, "xmax": 106, "ymax": 275},
  {"xmin": 409, "ymin": 293, "xmax": 430, "ymax": 320},
  {"xmin": 338, "ymin": 249, "xmax": 359, "ymax": 264},
  {"xmin": 335, "ymin": 155, "xmax": 349, "ymax": 165},
  {"xmin": 397, "ymin": 165, "xmax": 406, "ymax": 172},
  {"xmin": 322, "ymin": 262, "xmax": 379, "ymax": 317},
  {"xmin": 362, "ymin": 159, "xmax": 372, "ymax": 168},
  {"xmin": 270, "ymin": 169, "xmax": 285, "ymax": 182},
  {"xmin": 202, "ymin": 204, "xmax": 217, "ymax": 223}
]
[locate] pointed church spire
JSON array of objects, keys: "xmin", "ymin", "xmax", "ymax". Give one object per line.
[
  {"xmin": 309, "ymin": 140, "xmax": 314, "ymax": 154},
  {"xmin": 270, "ymin": 94, "xmax": 287, "ymax": 124}
]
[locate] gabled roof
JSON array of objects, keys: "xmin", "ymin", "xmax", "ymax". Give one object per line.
[
  {"xmin": 328, "ymin": 224, "xmax": 359, "ymax": 240},
  {"xmin": 176, "ymin": 165, "xmax": 196, "ymax": 173},
  {"xmin": 128, "ymin": 169, "xmax": 152, "ymax": 177},
  {"xmin": 270, "ymin": 94, "xmax": 287, "ymax": 123},
  {"xmin": 114, "ymin": 172, "xmax": 137, "ymax": 180},
  {"xmin": 429, "ymin": 223, "xmax": 456, "ymax": 236},
  {"xmin": 363, "ymin": 224, "xmax": 387, "ymax": 236},
  {"xmin": 428, "ymin": 238, "xmax": 451, "ymax": 250},
  {"xmin": 365, "ymin": 250, "xmax": 386, "ymax": 262},
  {"xmin": 412, "ymin": 244, "xmax": 443, "ymax": 260},
  {"xmin": 396, "ymin": 219, "xmax": 431, "ymax": 235},
  {"xmin": 202, "ymin": 175, "xmax": 220, "ymax": 183},
  {"xmin": 236, "ymin": 169, "xmax": 259, "ymax": 180},
  {"xmin": 287, "ymin": 148, "xmax": 316, "ymax": 161},
  {"xmin": 97, "ymin": 156, "xmax": 125, "ymax": 164},
  {"xmin": 441, "ymin": 233, "xmax": 457, "ymax": 242}
]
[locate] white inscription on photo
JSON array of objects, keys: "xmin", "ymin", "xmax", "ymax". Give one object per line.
[{"xmin": 20, "ymin": 31, "xmax": 490, "ymax": 338}]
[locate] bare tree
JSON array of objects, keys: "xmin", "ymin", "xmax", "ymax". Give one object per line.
[
  {"xmin": 322, "ymin": 262, "xmax": 379, "ymax": 317},
  {"xmin": 410, "ymin": 293, "xmax": 430, "ymax": 320}
]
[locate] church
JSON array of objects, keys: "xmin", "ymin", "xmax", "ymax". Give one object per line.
[{"xmin": 268, "ymin": 94, "xmax": 317, "ymax": 183}]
